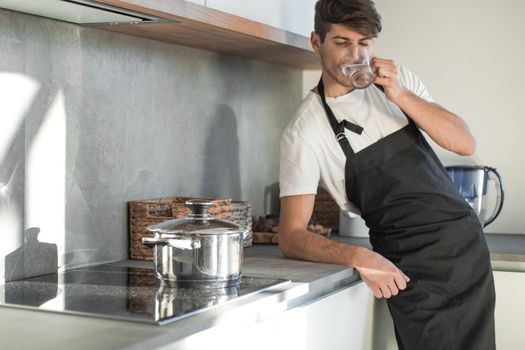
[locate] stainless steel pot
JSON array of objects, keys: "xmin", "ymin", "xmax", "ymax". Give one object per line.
[{"xmin": 142, "ymin": 199, "xmax": 248, "ymax": 288}]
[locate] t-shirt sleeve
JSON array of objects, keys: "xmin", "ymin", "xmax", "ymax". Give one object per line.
[
  {"xmin": 279, "ymin": 129, "xmax": 320, "ymax": 198},
  {"xmin": 398, "ymin": 64, "xmax": 435, "ymax": 103}
]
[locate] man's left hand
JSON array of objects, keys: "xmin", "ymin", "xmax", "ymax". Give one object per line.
[{"xmin": 371, "ymin": 57, "xmax": 408, "ymax": 104}]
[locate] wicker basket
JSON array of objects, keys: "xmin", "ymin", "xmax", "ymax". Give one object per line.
[
  {"xmin": 312, "ymin": 187, "xmax": 340, "ymax": 231},
  {"xmin": 230, "ymin": 200, "xmax": 253, "ymax": 247},
  {"xmin": 129, "ymin": 197, "xmax": 232, "ymax": 261}
]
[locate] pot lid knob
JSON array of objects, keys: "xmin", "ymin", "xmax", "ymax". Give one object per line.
[{"xmin": 185, "ymin": 199, "xmax": 213, "ymax": 217}]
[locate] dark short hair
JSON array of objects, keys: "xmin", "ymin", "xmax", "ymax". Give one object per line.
[{"xmin": 314, "ymin": 0, "xmax": 382, "ymax": 42}]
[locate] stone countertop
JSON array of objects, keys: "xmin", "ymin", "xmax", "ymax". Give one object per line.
[
  {"xmin": 1, "ymin": 232, "xmax": 524, "ymax": 349},
  {"xmin": 485, "ymin": 233, "xmax": 525, "ymax": 272},
  {"xmin": 0, "ymin": 245, "xmax": 360, "ymax": 350},
  {"xmin": 485, "ymin": 233, "xmax": 525, "ymax": 261}
]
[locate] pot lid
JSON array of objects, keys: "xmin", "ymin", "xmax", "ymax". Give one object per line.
[{"xmin": 146, "ymin": 199, "xmax": 246, "ymax": 235}]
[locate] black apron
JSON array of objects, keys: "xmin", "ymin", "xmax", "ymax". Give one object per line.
[{"xmin": 317, "ymin": 79, "xmax": 496, "ymax": 350}]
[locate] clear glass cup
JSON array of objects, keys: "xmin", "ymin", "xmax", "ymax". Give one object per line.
[{"xmin": 340, "ymin": 46, "xmax": 375, "ymax": 89}]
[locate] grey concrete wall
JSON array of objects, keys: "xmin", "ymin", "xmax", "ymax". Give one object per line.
[{"xmin": 0, "ymin": 9, "xmax": 302, "ymax": 281}]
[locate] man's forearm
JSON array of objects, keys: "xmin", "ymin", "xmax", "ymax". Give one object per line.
[
  {"xmin": 394, "ymin": 90, "xmax": 476, "ymax": 156},
  {"xmin": 278, "ymin": 228, "xmax": 364, "ymax": 267}
]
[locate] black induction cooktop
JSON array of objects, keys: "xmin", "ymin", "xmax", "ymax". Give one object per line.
[{"xmin": 0, "ymin": 264, "xmax": 289, "ymax": 325}]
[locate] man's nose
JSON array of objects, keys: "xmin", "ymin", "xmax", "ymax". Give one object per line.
[
  {"xmin": 345, "ymin": 46, "xmax": 360, "ymax": 62},
  {"xmin": 351, "ymin": 46, "xmax": 360, "ymax": 61}
]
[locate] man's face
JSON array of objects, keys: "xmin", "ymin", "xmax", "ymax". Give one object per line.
[{"xmin": 311, "ymin": 24, "xmax": 375, "ymax": 87}]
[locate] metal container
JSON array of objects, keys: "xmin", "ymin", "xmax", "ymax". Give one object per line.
[
  {"xmin": 142, "ymin": 199, "xmax": 248, "ymax": 288},
  {"xmin": 339, "ymin": 210, "xmax": 369, "ymax": 237}
]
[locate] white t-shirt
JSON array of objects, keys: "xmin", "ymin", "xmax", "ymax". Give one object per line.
[{"xmin": 279, "ymin": 65, "xmax": 435, "ymax": 215}]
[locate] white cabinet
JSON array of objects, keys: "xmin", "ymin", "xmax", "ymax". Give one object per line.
[
  {"xmin": 206, "ymin": 0, "xmax": 316, "ymax": 37},
  {"xmin": 168, "ymin": 271, "xmax": 525, "ymax": 350},
  {"xmin": 164, "ymin": 282, "xmax": 376, "ymax": 350},
  {"xmin": 300, "ymin": 281, "xmax": 375, "ymax": 349},
  {"xmin": 493, "ymin": 271, "xmax": 525, "ymax": 349}
]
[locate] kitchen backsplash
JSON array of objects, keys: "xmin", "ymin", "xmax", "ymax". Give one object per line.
[{"xmin": 0, "ymin": 9, "xmax": 302, "ymax": 282}]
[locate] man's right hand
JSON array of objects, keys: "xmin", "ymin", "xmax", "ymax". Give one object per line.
[
  {"xmin": 353, "ymin": 247, "xmax": 411, "ymax": 299},
  {"xmin": 279, "ymin": 195, "xmax": 411, "ymax": 300}
]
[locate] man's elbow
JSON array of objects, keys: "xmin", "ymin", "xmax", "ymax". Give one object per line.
[
  {"xmin": 278, "ymin": 230, "xmax": 295, "ymax": 258},
  {"xmin": 455, "ymin": 137, "xmax": 477, "ymax": 156}
]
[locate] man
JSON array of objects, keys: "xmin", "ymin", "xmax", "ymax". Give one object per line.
[{"xmin": 278, "ymin": 0, "xmax": 496, "ymax": 349}]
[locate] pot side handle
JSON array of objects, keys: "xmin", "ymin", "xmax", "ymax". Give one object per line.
[
  {"xmin": 241, "ymin": 226, "xmax": 250, "ymax": 240},
  {"xmin": 142, "ymin": 237, "xmax": 201, "ymax": 250}
]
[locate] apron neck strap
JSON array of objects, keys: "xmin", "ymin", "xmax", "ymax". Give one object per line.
[
  {"xmin": 317, "ymin": 78, "xmax": 416, "ymax": 158},
  {"xmin": 317, "ymin": 78, "xmax": 360, "ymax": 157}
]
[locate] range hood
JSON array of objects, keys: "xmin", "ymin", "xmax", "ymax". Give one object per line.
[
  {"xmin": 0, "ymin": 0, "xmax": 319, "ymax": 69},
  {"xmin": 0, "ymin": 0, "xmax": 160, "ymax": 25}
]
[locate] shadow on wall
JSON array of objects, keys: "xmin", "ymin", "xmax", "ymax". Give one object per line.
[
  {"xmin": 1, "ymin": 18, "xmax": 112, "ymax": 280},
  {"xmin": 202, "ymin": 104, "xmax": 242, "ymax": 200},
  {"xmin": 0, "ymin": 74, "xmax": 61, "ymax": 281},
  {"xmin": 4, "ymin": 227, "xmax": 58, "ymax": 282}
]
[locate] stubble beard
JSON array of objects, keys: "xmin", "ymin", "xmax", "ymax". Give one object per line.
[{"xmin": 319, "ymin": 48, "xmax": 353, "ymax": 89}]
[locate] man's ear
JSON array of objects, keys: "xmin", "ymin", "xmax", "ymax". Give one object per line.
[{"xmin": 310, "ymin": 32, "xmax": 321, "ymax": 54}]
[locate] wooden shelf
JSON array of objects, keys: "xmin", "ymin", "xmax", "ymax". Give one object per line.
[{"xmin": 94, "ymin": 0, "xmax": 320, "ymax": 69}]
